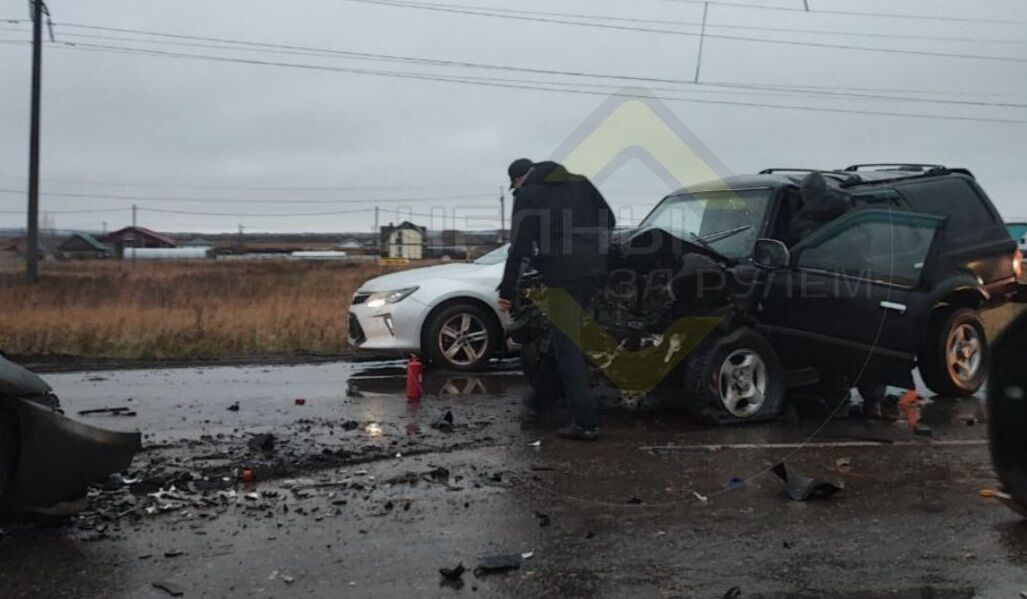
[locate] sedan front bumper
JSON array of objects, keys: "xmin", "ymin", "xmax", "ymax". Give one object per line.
[{"xmin": 347, "ymin": 296, "xmax": 427, "ymax": 354}]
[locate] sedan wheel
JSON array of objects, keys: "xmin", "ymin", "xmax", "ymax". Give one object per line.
[
  {"xmin": 424, "ymin": 301, "xmax": 500, "ymax": 371},
  {"xmin": 438, "ymin": 313, "xmax": 490, "ymax": 368}
]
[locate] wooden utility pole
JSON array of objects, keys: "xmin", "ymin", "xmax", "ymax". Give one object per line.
[{"xmin": 25, "ymin": 0, "xmax": 44, "ymax": 282}]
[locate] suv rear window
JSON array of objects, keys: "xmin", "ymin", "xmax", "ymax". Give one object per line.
[{"xmin": 895, "ymin": 179, "xmax": 995, "ymax": 230}]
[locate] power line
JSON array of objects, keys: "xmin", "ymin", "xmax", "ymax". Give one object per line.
[
  {"xmin": 337, "ymin": 0, "xmax": 1027, "ymax": 38},
  {"xmin": 2, "ymin": 23, "xmax": 1021, "ymax": 109},
  {"xmin": 0, "ymin": 187, "xmax": 492, "ymax": 204},
  {"xmin": 0, "ymin": 173, "xmax": 498, "ymax": 192},
  {"xmin": 42, "ymin": 41, "xmax": 1027, "ymax": 124},
  {"xmin": 340, "ymin": 0, "xmax": 1027, "ymax": 63},
  {"xmin": 642, "ymin": 0, "xmax": 1027, "ymax": 25}
]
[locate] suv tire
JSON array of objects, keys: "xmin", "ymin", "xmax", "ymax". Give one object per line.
[
  {"xmin": 423, "ymin": 301, "xmax": 501, "ymax": 371},
  {"xmin": 678, "ymin": 328, "xmax": 786, "ymax": 425},
  {"xmin": 919, "ymin": 307, "xmax": 988, "ymax": 398}
]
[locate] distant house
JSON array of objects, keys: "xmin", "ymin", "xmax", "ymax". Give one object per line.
[
  {"xmin": 380, "ymin": 222, "xmax": 426, "ymax": 260},
  {"xmin": 104, "ymin": 226, "xmax": 177, "ymax": 258},
  {"xmin": 58, "ymin": 232, "xmax": 111, "ymax": 260}
]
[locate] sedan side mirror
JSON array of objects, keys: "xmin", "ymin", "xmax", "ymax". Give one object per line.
[{"xmin": 752, "ymin": 239, "xmax": 791, "ymax": 270}]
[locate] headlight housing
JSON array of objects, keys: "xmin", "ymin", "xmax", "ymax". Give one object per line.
[{"xmin": 365, "ymin": 287, "xmax": 419, "ymax": 308}]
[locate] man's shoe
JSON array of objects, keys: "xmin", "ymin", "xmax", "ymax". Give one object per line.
[{"xmin": 557, "ymin": 423, "xmax": 599, "ymax": 441}]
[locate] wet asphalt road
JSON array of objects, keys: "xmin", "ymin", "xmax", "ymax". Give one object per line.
[{"xmin": 1, "ymin": 361, "xmax": 1026, "ymax": 599}]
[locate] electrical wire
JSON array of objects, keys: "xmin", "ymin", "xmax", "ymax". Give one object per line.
[
  {"xmin": 0, "ymin": 187, "xmax": 492, "ymax": 204},
  {"xmin": 340, "ymin": 0, "xmax": 1027, "ymax": 63},
  {"xmin": 43, "ymin": 41, "xmax": 1027, "ymax": 124},
  {"xmin": 636, "ymin": 0, "xmax": 1027, "ymax": 26},
  {"xmin": 4, "ymin": 22, "xmax": 1022, "ymax": 106}
]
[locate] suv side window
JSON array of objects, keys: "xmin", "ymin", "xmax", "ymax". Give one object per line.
[
  {"xmin": 896, "ymin": 179, "xmax": 996, "ymax": 231},
  {"xmin": 796, "ymin": 213, "xmax": 942, "ymax": 287}
]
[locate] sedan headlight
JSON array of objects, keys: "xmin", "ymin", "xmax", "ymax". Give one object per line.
[{"xmin": 365, "ymin": 287, "xmax": 419, "ymax": 308}]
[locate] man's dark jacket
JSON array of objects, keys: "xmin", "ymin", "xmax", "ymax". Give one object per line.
[{"xmin": 497, "ymin": 161, "xmax": 615, "ymax": 300}]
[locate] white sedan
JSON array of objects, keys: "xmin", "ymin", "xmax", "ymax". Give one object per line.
[{"xmin": 348, "ymin": 245, "xmax": 511, "ymax": 370}]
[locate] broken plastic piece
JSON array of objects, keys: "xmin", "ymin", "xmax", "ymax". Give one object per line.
[
  {"xmin": 474, "ymin": 554, "xmax": 523, "ymax": 576},
  {"xmin": 439, "ymin": 563, "xmax": 465, "ymax": 579},
  {"xmin": 151, "ymin": 581, "xmax": 185, "ymax": 597},
  {"xmin": 771, "ymin": 462, "xmax": 843, "ymax": 501},
  {"xmin": 247, "ymin": 433, "xmax": 275, "ymax": 452}
]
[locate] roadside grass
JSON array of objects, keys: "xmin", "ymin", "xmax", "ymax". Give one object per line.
[{"xmin": 0, "ymin": 260, "xmax": 411, "ymax": 359}]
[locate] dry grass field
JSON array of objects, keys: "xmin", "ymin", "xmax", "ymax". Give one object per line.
[{"xmin": 0, "ymin": 259, "xmax": 411, "ymax": 360}]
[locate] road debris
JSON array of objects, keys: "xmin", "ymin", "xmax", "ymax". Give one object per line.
[
  {"xmin": 247, "ymin": 433, "xmax": 276, "ymax": 452},
  {"xmin": 77, "ymin": 406, "xmax": 136, "ymax": 417},
  {"xmin": 980, "ymin": 488, "xmax": 1012, "ymax": 500},
  {"xmin": 151, "ymin": 581, "xmax": 185, "ymax": 597},
  {"xmin": 227, "ymin": 401, "xmax": 240, "ymax": 412},
  {"xmin": 346, "ymin": 380, "xmax": 363, "ymax": 398},
  {"xmin": 431, "ymin": 409, "xmax": 455, "ymax": 433},
  {"xmin": 474, "ymin": 554, "xmax": 525, "ymax": 576},
  {"xmin": 439, "ymin": 563, "xmax": 466, "ymax": 579},
  {"xmin": 723, "ymin": 586, "xmax": 742, "ymax": 599},
  {"xmin": 533, "ymin": 511, "xmax": 551, "ymax": 527},
  {"xmin": 771, "ymin": 462, "xmax": 843, "ymax": 501},
  {"xmin": 528, "ymin": 440, "xmax": 541, "ymax": 448},
  {"xmin": 693, "ymin": 491, "xmax": 709, "ymax": 503}
]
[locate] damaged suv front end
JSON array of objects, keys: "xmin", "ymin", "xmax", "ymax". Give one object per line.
[
  {"xmin": 514, "ymin": 181, "xmax": 788, "ymax": 424},
  {"xmin": 0, "ymin": 355, "xmax": 141, "ymax": 514},
  {"xmin": 513, "ymin": 166, "xmax": 1025, "ymax": 425}
]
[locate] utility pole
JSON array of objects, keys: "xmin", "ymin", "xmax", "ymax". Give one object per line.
[
  {"xmin": 131, "ymin": 203, "xmax": 137, "ymax": 261},
  {"xmin": 373, "ymin": 205, "xmax": 380, "ymax": 255},
  {"xmin": 25, "ymin": 0, "xmax": 45, "ymax": 282},
  {"xmin": 693, "ymin": 2, "xmax": 709, "ymax": 83},
  {"xmin": 498, "ymin": 186, "xmax": 506, "ymax": 243}
]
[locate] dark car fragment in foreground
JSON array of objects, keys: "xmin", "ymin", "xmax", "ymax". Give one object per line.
[
  {"xmin": 988, "ymin": 309, "xmax": 1027, "ymax": 515},
  {"xmin": 0, "ymin": 354, "xmax": 141, "ymax": 514},
  {"xmin": 514, "ymin": 164, "xmax": 1026, "ymax": 424}
]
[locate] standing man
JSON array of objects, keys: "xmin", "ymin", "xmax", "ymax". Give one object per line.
[{"xmin": 497, "ymin": 159, "xmax": 615, "ymax": 441}]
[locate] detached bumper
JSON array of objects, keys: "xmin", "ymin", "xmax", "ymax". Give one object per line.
[{"xmin": 3, "ymin": 398, "xmax": 141, "ymax": 512}]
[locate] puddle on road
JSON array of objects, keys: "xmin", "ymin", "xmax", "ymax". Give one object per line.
[{"xmin": 43, "ymin": 360, "xmax": 529, "ymax": 444}]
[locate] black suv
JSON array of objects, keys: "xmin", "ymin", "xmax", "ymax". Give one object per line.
[{"xmin": 513, "ymin": 164, "xmax": 1024, "ymax": 424}]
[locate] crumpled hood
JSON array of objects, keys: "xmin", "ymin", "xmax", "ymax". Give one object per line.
[
  {"xmin": 0, "ymin": 354, "xmax": 52, "ymax": 397},
  {"xmin": 357, "ymin": 262, "xmax": 494, "ymax": 292}
]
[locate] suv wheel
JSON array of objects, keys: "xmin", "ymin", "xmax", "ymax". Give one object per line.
[
  {"xmin": 423, "ymin": 302, "xmax": 500, "ymax": 371},
  {"xmin": 919, "ymin": 307, "xmax": 988, "ymax": 397},
  {"xmin": 678, "ymin": 328, "xmax": 786, "ymax": 424}
]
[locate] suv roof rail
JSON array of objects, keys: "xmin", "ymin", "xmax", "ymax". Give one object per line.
[
  {"xmin": 843, "ymin": 163, "xmax": 946, "ymax": 173},
  {"xmin": 759, "ymin": 168, "xmax": 861, "ymax": 185}
]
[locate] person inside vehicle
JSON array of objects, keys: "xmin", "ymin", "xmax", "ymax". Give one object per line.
[
  {"xmin": 497, "ymin": 158, "xmax": 615, "ymax": 441},
  {"xmin": 786, "ymin": 171, "xmax": 854, "ymax": 246}
]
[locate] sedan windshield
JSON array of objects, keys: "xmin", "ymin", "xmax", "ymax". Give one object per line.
[{"xmin": 641, "ymin": 188, "xmax": 772, "ymax": 260}]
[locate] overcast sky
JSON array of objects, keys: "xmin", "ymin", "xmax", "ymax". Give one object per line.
[{"xmin": 0, "ymin": 0, "xmax": 1025, "ymax": 234}]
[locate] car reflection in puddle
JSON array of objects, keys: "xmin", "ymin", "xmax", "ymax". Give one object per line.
[{"xmin": 348, "ymin": 360, "xmax": 528, "ymax": 398}]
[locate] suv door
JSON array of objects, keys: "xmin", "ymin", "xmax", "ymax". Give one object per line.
[{"xmin": 758, "ymin": 209, "xmax": 946, "ymax": 387}]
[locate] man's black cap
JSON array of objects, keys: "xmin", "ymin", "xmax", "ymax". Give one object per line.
[{"xmin": 508, "ymin": 158, "xmax": 534, "ymax": 189}]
